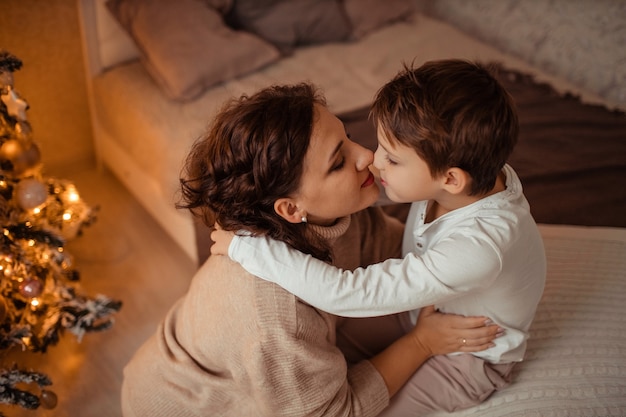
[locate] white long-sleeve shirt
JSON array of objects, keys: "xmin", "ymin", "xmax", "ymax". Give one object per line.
[{"xmin": 229, "ymin": 165, "xmax": 546, "ymax": 363}]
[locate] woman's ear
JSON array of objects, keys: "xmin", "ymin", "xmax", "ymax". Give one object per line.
[
  {"xmin": 274, "ymin": 198, "xmax": 305, "ymax": 224},
  {"xmin": 442, "ymin": 167, "xmax": 470, "ymax": 195}
]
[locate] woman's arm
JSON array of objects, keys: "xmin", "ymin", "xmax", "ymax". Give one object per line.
[{"xmin": 371, "ymin": 305, "xmax": 502, "ymax": 396}]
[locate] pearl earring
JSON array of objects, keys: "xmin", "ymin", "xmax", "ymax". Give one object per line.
[{"xmin": 301, "ymin": 216, "xmax": 307, "ymax": 223}]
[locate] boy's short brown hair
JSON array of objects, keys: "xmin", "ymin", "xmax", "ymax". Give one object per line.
[{"xmin": 371, "ymin": 59, "xmax": 519, "ymax": 195}]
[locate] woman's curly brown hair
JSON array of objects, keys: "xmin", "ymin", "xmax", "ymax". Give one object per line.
[{"xmin": 178, "ymin": 83, "xmax": 332, "ymax": 261}]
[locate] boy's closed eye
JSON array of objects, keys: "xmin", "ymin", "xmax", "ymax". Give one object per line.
[{"xmin": 385, "ymin": 154, "xmax": 398, "ymax": 165}]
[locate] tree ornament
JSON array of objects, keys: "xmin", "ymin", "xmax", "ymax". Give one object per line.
[
  {"xmin": 0, "ymin": 138, "xmax": 23, "ymax": 160},
  {"xmin": 1, "ymin": 86, "xmax": 28, "ymax": 121},
  {"xmin": 19, "ymin": 278, "xmax": 43, "ymax": 298},
  {"xmin": 15, "ymin": 177, "xmax": 48, "ymax": 209},
  {"xmin": 40, "ymin": 389, "xmax": 58, "ymax": 409},
  {"xmin": 1, "ymin": 50, "xmax": 33, "ymax": 145},
  {"xmin": 0, "ymin": 139, "xmax": 41, "ymax": 175}
]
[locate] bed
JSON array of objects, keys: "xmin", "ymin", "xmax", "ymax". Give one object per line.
[{"xmin": 77, "ymin": 0, "xmax": 626, "ymax": 414}]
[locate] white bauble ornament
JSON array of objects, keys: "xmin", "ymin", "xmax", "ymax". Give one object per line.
[{"xmin": 15, "ymin": 178, "xmax": 48, "ymax": 209}]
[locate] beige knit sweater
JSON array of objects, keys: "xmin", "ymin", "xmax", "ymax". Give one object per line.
[{"xmin": 121, "ymin": 206, "xmax": 404, "ymax": 416}]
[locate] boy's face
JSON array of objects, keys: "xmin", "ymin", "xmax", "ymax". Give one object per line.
[{"xmin": 373, "ymin": 126, "xmax": 442, "ymax": 203}]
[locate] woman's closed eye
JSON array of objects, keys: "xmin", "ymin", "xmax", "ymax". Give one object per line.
[{"xmin": 331, "ymin": 157, "xmax": 345, "ymax": 172}]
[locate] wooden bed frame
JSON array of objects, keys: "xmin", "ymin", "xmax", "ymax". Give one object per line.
[{"xmin": 77, "ymin": 0, "xmax": 199, "ymax": 262}]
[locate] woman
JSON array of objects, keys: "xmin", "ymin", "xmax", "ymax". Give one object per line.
[{"xmin": 120, "ymin": 83, "xmax": 500, "ymax": 416}]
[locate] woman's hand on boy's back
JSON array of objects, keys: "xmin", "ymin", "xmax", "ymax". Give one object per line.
[
  {"xmin": 411, "ymin": 306, "xmax": 504, "ymax": 356},
  {"xmin": 210, "ymin": 224, "xmax": 235, "ymax": 256}
]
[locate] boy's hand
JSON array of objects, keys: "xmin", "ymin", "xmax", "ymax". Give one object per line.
[{"xmin": 210, "ymin": 225, "xmax": 235, "ymax": 256}]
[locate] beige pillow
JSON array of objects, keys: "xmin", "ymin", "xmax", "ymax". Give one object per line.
[
  {"xmin": 343, "ymin": 0, "xmax": 415, "ymax": 40},
  {"xmin": 106, "ymin": 0, "xmax": 280, "ymax": 101},
  {"xmin": 228, "ymin": 0, "xmax": 351, "ymax": 53}
]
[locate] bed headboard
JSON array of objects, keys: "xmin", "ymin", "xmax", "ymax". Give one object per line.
[{"xmin": 77, "ymin": 0, "xmax": 139, "ymax": 77}]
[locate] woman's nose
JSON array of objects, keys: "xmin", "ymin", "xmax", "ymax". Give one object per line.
[{"xmin": 355, "ymin": 145, "xmax": 374, "ymax": 171}]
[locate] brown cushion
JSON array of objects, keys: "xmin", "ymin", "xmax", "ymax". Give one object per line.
[
  {"xmin": 199, "ymin": 0, "xmax": 233, "ymax": 14},
  {"xmin": 343, "ymin": 0, "xmax": 414, "ymax": 39},
  {"xmin": 106, "ymin": 0, "xmax": 280, "ymax": 101},
  {"xmin": 227, "ymin": 0, "xmax": 351, "ymax": 53}
]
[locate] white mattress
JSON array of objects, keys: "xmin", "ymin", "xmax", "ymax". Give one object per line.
[
  {"xmin": 92, "ymin": 13, "xmax": 603, "ymax": 199},
  {"xmin": 429, "ymin": 224, "xmax": 626, "ymax": 416}
]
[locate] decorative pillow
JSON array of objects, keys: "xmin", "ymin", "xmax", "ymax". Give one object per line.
[
  {"xmin": 200, "ymin": 0, "xmax": 234, "ymax": 14},
  {"xmin": 228, "ymin": 0, "xmax": 351, "ymax": 53},
  {"xmin": 106, "ymin": 0, "xmax": 281, "ymax": 101},
  {"xmin": 343, "ymin": 0, "xmax": 415, "ymax": 40}
]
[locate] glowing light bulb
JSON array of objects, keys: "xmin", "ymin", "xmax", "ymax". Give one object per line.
[
  {"xmin": 63, "ymin": 185, "xmax": 80, "ymax": 203},
  {"xmin": 67, "ymin": 191, "xmax": 80, "ymax": 202}
]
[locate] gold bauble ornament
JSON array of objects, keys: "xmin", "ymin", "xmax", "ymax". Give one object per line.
[
  {"xmin": 40, "ymin": 389, "xmax": 58, "ymax": 409},
  {"xmin": 0, "ymin": 139, "xmax": 41, "ymax": 175}
]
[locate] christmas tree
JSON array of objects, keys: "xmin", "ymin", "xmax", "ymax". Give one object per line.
[{"xmin": 0, "ymin": 51, "xmax": 122, "ymax": 413}]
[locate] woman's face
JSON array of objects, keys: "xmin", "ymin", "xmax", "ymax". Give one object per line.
[{"xmin": 293, "ymin": 104, "xmax": 380, "ymax": 226}]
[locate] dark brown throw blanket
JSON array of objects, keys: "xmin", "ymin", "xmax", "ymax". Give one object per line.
[{"xmin": 339, "ymin": 64, "xmax": 626, "ymax": 228}]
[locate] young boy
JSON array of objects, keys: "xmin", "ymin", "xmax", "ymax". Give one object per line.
[{"xmin": 211, "ymin": 59, "xmax": 546, "ymax": 413}]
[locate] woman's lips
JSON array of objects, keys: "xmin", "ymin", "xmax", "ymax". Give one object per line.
[{"xmin": 361, "ymin": 172, "xmax": 375, "ymax": 188}]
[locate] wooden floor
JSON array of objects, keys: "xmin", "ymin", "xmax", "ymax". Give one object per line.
[{"xmin": 1, "ymin": 167, "xmax": 197, "ymax": 417}]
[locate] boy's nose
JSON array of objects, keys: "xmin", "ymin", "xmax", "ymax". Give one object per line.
[{"xmin": 372, "ymin": 147, "xmax": 384, "ymax": 171}]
